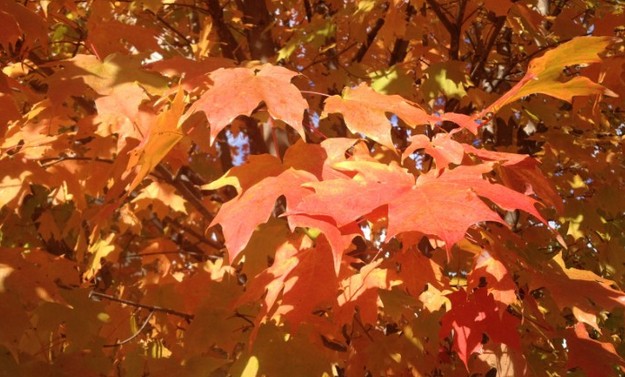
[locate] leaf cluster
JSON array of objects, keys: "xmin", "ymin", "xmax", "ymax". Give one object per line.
[{"xmin": 1, "ymin": 1, "xmax": 625, "ymax": 376}]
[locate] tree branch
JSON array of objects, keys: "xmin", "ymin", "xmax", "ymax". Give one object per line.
[
  {"xmin": 89, "ymin": 291, "xmax": 194, "ymax": 321},
  {"xmin": 425, "ymin": 0, "xmax": 455, "ymax": 36},
  {"xmin": 154, "ymin": 164, "xmax": 216, "ymax": 222},
  {"xmin": 301, "ymin": 41, "xmax": 358, "ymax": 71},
  {"xmin": 147, "ymin": 10, "xmax": 193, "ymax": 46},
  {"xmin": 303, "ymin": 0, "xmax": 313, "ymax": 22},
  {"xmin": 237, "ymin": 0, "xmax": 277, "ymax": 61},
  {"xmin": 352, "ymin": 15, "xmax": 386, "ymax": 63},
  {"xmin": 389, "ymin": 3, "xmax": 416, "ymax": 66},
  {"xmin": 163, "ymin": 215, "xmax": 224, "ymax": 252},
  {"xmin": 205, "ymin": 0, "xmax": 247, "ymax": 61},
  {"xmin": 426, "ymin": 0, "xmax": 466, "ymax": 60},
  {"xmin": 471, "ymin": 16, "xmax": 506, "ymax": 83},
  {"xmin": 450, "ymin": 0, "xmax": 468, "ymax": 60},
  {"xmin": 39, "ymin": 156, "xmax": 114, "ymax": 168}
]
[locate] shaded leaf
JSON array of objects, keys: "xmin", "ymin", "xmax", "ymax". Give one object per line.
[
  {"xmin": 440, "ymin": 289, "xmax": 521, "ymax": 369},
  {"xmin": 566, "ymin": 323, "xmax": 625, "ymax": 377}
]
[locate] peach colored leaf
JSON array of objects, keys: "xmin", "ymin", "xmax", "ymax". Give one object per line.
[
  {"xmin": 387, "ymin": 164, "xmax": 545, "ymax": 257},
  {"xmin": 210, "ymin": 169, "xmax": 316, "ymax": 263},
  {"xmin": 292, "ymin": 160, "xmax": 414, "ymax": 227},
  {"xmin": 146, "ymin": 56, "xmax": 235, "ymax": 92},
  {"xmin": 286, "ymin": 213, "xmax": 357, "ymax": 275},
  {"xmin": 437, "ymin": 112, "xmax": 481, "ymax": 134},
  {"xmin": 95, "ymin": 82, "xmax": 148, "ymax": 136},
  {"xmin": 187, "ymin": 64, "xmax": 307, "ymax": 144},
  {"xmin": 402, "ymin": 133, "xmax": 465, "ymax": 169},
  {"xmin": 322, "ymin": 83, "xmax": 433, "ymax": 150},
  {"xmin": 386, "ymin": 168, "xmax": 506, "ymax": 257},
  {"xmin": 293, "ymin": 161, "xmax": 545, "ymax": 258}
]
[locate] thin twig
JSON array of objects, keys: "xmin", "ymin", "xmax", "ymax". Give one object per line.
[
  {"xmin": 103, "ymin": 311, "xmax": 155, "ymax": 347},
  {"xmin": 205, "ymin": 0, "xmax": 247, "ymax": 61},
  {"xmin": 303, "ymin": 0, "xmax": 313, "ymax": 22},
  {"xmin": 300, "ymin": 90, "xmax": 331, "ymax": 97},
  {"xmin": 163, "ymin": 215, "xmax": 222, "ymax": 250},
  {"xmin": 154, "ymin": 164, "xmax": 215, "ymax": 223},
  {"xmin": 389, "ymin": 3, "xmax": 416, "ymax": 65},
  {"xmin": 89, "ymin": 291, "xmax": 194, "ymax": 321},
  {"xmin": 300, "ymin": 41, "xmax": 358, "ymax": 71},
  {"xmin": 40, "ymin": 156, "xmax": 114, "ymax": 168},
  {"xmin": 491, "ymin": 38, "xmax": 573, "ymax": 92},
  {"xmin": 133, "ymin": 250, "xmax": 205, "ymax": 258},
  {"xmin": 471, "ymin": 16, "xmax": 506, "ymax": 83},
  {"xmin": 353, "ymin": 312, "xmax": 375, "ymax": 342},
  {"xmin": 147, "ymin": 10, "xmax": 193, "ymax": 46}
]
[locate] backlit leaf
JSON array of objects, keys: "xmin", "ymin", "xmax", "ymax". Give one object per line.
[
  {"xmin": 322, "ymin": 83, "xmax": 433, "ymax": 150},
  {"xmin": 187, "ymin": 64, "xmax": 308, "ymax": 144}
]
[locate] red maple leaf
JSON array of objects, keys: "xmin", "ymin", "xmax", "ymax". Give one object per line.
[{"xmin": 440, "ymin": 288, "xmax": 521, "ymax": 368}]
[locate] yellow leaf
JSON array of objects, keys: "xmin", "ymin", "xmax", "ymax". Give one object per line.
[
  {"xmin": 241, "ymin": 356, "xmax": 259, "ymax": 377},
  {"xmin": 568, "ymin": 174, "xmax": 587, "ymax": 189},
  {"xmin": 124, "ymin": 85, "xmax": 185, "ymax": 193},
  {"xmin": 421, "ymin": 61, "xmax": 472, "ymax": 100},
  {"xmin": 85, "ymin": 233, "xmax": 116, "ymax": 280},
  {"xmin": 483, "ymin": 36, "xmax": 616, "ymax": 115},
  {"xmin": 132, "ymin": 181, "xmax": 187, "ymax": 219}
]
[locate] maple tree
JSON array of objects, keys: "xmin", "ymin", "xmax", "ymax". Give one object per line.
[{"xmin": 1, "ymin": 0, "xmax": 625, "ymax": 376}]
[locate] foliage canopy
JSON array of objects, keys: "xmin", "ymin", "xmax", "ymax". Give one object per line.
[{"xmin": 1, "ymin": 0, "xmax": 625, "ymax": 376}]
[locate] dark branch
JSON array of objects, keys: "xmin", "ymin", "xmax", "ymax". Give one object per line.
[
  {"xmin": 40, "ymin": 156, "xmax": 114, "ymax": 168},
  {"xmin": 205, "ymin": 0, "xmax": 247, "ymax": 61},
  {"xmin": 154, "ymin": 164, "xmax": 216, "ymax": 223},
  {"xmin": 425, "ymin": 0, "xmax": 455, "ymax": 35},
  {"xmin": 352, "ymin": 14, "xmax": 386, "ymax": 63},
  {"xmin": 89, "ymin": 291, "xmax": 194, "ymax": 321},
  {"xmin": 471, "ymin": 16, "xmax": 506, "ymax": 83},
  {"xmin": 303, "ymin": 0, "xmax": 313, "ymax": 22},
  {"xmin": 145, "ymin": 9, "xmax": 193, "ymax": 46},
  {"xmin": 389, "ymin": 3, "xmax": 416, "ymax": 65}
]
